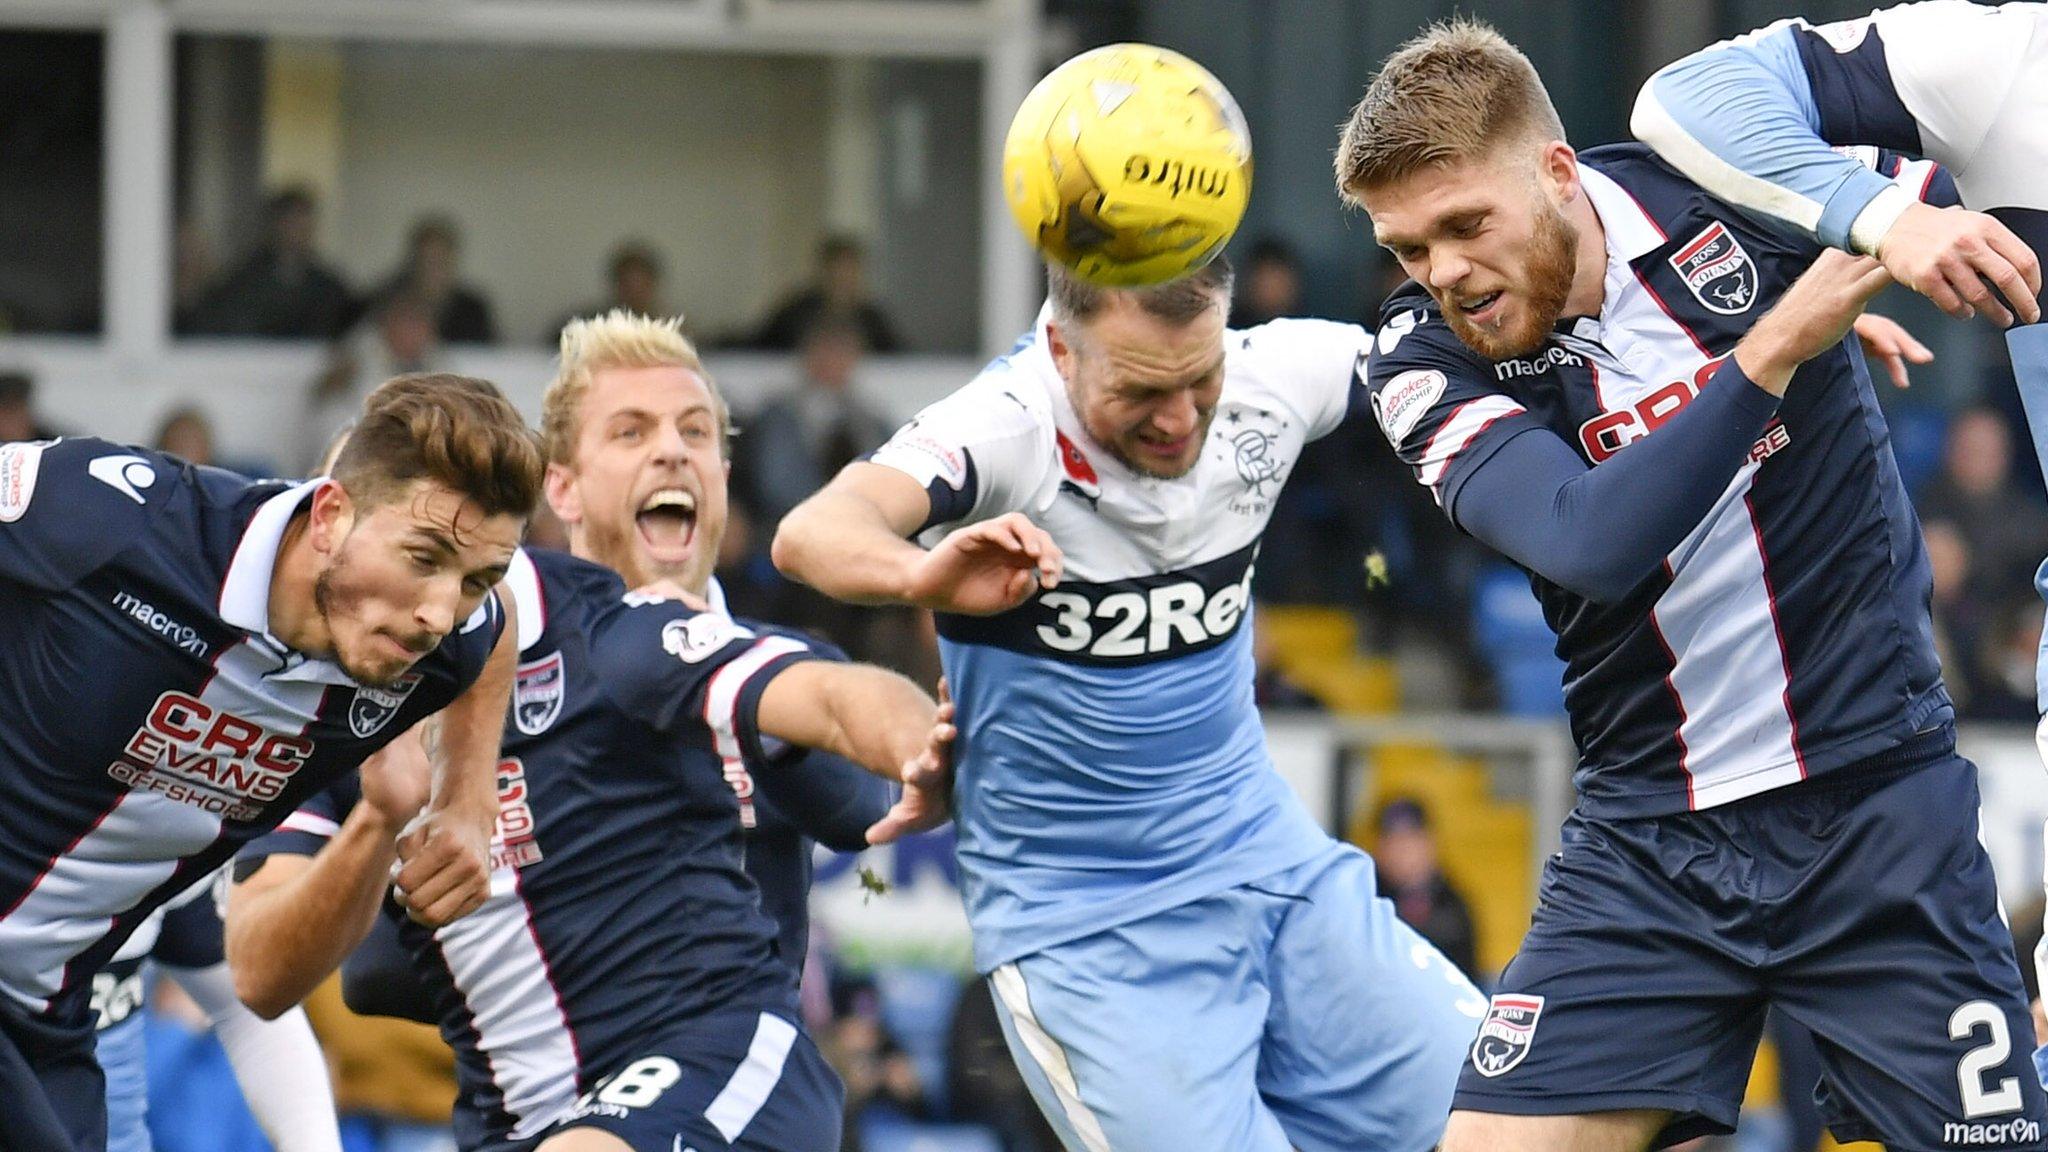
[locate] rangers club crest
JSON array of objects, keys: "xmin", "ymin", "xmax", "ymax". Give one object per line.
[
  {"xmin": 1668, "ymin": 222, "xmax": 1757, "ymax": 315},
  {"xmin": 513, "ymin": 651, "xmax": 565, "ymax": 736},
  {"xmin": 1471, "ymin": 993, "xmax": 1545, "ymax": 1078},
  {"xmin": 349, "ymin": 672, "xmax": 422, "ymax": 738}
]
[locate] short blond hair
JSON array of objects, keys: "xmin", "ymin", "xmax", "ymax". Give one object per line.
[
  {"xmin": 1334, "ymin": 18, "xmax": 1566, "ymax": 204},
  {"xmin": 542, "ymin": 310, "xmax": 731, "ymax": 465}
]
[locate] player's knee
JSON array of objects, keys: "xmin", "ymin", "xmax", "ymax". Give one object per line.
[{"xmin": 1441, "ymin": 1109, "xmax": 1666, "ymax": 1152}]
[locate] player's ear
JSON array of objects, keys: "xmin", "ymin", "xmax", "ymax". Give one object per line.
[
  {"xmin": 1537, "ymin": 139, "xmax": 1580, "ymax": 205},
  {"xmin": 307, "ymin": 479, "xmax": 356, "ymax": 556},
  {"xmin": 1046, "ymin": 320, "xmax": 1078, "ymax": 384},
  {"xmin": 543, "ymin": 460, "xmax": 583, "ymax": 527}
]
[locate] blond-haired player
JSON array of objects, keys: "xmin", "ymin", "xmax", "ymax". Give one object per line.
[{"xmin": 230, "ymin": 311, "xmax": 948, "ymax": 1152}]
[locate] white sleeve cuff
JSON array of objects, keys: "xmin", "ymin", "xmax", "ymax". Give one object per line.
[{"xmin": 1847, "ymin": 183, "xmax": 1915, "ymax": 257}]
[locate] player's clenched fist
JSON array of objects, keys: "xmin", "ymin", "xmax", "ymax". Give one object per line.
[
  {"xmin": 392, "ymin": 802, "xmax": 492, "ymax": 927},
  {"xmin": 903, "ymin": 512, "xmax": 1064, "ymax": 616}
]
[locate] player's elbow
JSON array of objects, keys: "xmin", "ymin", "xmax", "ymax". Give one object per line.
[
  {"xmin": 1555, "ymin": 559, "xmax": 1648, "ymax": 605},
  {"xmin": 1628, "ymin": 74, "xmax": 1677, "ymax": 152},
  {"xmin": 768, "ymin": 514, "xmax": 806, "ymax": 582},
  {"xmin": 232, "ymin": 963, "xmax": 298, "ymax": 1022}
]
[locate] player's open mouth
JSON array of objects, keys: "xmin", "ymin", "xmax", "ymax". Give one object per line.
[
  {"xmin": 1458, "ymin": 291, "xmax": 1504, "ymax": 322},
  {"xmin": 636, "ymin": 488, "xmax": 697, "ymax": 563}
]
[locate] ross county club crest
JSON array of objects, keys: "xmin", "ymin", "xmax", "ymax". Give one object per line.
[
  {"xmin": 1470, "ymin": 993, "xmax": 1545, "ymax": 1078},
  {"xmin": 1668, "ymin": 222, "xmax": 1757, "ymax": 315},
  {"xmin": 513, "ymin": 651, "xmax": 565, "ymax": 736},
  {"xmin": 348, "ymin": 672, "xmax": 422, "ymax": 738}
]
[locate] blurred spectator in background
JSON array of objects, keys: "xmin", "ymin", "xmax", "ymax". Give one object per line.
[
  {"xmin": 303, "ymin": 977, "xmax": 458, "ymax": 1152},
  {"xmin": 734, "ymin": 314, "xmax": 932, "ymax": 675},
  {"xmin": 1924, "ymin": 519, "xmax": 1991, "ymax": 712},
  {"xmin": 0, "ymin": 370, "xmax": 61, "ymax": 442},
  {"xmin": 753, "ymin": 235, "xmax": 904, "ymax": 353},
  {"xmin": 1965, "ymin": 596, "xmax": 2044, "ymax": 722},
  {"xmin": 821, "ymin": 973, "xmax": 930, "ymax": 1152},
  {"xmin": 189, "ymin": 186, "xmax": 353, "ymax": 340},
  {"xmin": 1233, "ymin": 236, "xmax": 1305, "ymax": 327},
  {"xmin": 1917, "ymin": 406, "xmax": 2048, "ymax": 608},
  {"xmin": 152, "ymin": 403, "xmax": 275, "ymax": 479},
  {"xmin": 153, "ymin": 405, "xmax": 218, "ymax": 468},
  {"xmin": 1252, "ymin": 609, "xmax": 1324, "ymax": 711},
  {"xmin": 300, "ymin": 290, "xmax": 442, "ymax": 473},
  {"xmin": 171, "ymin": 219, "xmax": 217, "ymax": 336},
  {"xmin": 741, "ymin": 316, "xmax": 893, "ymax": 526},
  {"xmin": 358, "ymin": 215, "xmax": 497, "ymax": 344},
  {"xmin": 945, "ymin": 985, "xmax": 1061, "ymax": 1152},
  {"xmin": 1373, "ymin": 798, "xmax": 1478, "ymax": 979},
  {"xmin": 548, "ymin": 240, "xmax": 674, "ymax": 340}
]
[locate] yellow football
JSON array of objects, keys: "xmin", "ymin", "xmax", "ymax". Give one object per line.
[{"xmin": 1002, "ymin": 43, "xmax": 1253, "ymax": 287}]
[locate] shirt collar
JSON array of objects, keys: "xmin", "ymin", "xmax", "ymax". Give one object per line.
[
  {"xmin": 505, "ymin": 547, "xmax": 546, "ymax": 653},
  {"xmin": 217, "ymin": 479, "xmax": 371, "ymax": 687},
  {"xmin": 218, "ymin": 479, "xmax": 325, "ymax": 636},
  {"xmin": 1578, "ymin": 163, "xmax": 1668, "ymax": 263}
]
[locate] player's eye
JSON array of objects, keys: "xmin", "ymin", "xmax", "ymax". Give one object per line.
[
  {"xmin": 408, "ymin": 551, "xmax": 437, "ymax": 574},
  {"xmin": 1451, "ymin": 217, "xmax": 1484, "ymax": 239},
  {"xmin": 614, "ymin": 424, "xmax": 642, "ymax": 442}
]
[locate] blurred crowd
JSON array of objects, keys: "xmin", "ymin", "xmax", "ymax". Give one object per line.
[{"xmin": 12, "ymin": 199, "xmax": 2048, "ymax": 720}]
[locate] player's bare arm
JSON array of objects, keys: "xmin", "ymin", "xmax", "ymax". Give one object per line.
[
  {"xmin": 754, "ymin": 659, "xmax": 951, "ymax": 843},
  {"xmin": 225, "ymin": 729, "xmax": 431, "ymax": 1019},
  {"xmin": 773, "ymin": 461, "xmax": 1062, "ymax": 616},
  {"xmin": 391, "ymin": 586, "xmax": 516, "ymax": 927},
  {"xmin": 1731, "ymin": 249, "xmax": 1896, "ymax": 396}
]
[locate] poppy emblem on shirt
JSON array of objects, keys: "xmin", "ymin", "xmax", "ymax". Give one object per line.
[
  {"xmin": 1668, "ymin": 221, "xmax": 1757, "ymax": 316},
  {"xmin": 348, "ymin": 672, "xmax": 422, "ymax": 738},
  {"xmin": 1055, "ymin": 430, "xmax": 1101, "ymax": 506},
  {"xmin": 512, "ymin": 651, "xmax": 564, "ymax": 736}
]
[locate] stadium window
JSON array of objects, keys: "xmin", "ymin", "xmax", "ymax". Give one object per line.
[{"xmin": 0, "ymin": 30, "xmax": 105, "ymax": 335}]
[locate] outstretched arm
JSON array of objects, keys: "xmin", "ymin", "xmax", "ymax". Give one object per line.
[
  {"xmin": 1634, "ymin": 7, "xmax": 2039, "ymax": 323},
  {"xmin": 1456, "ymin": 251, "xmax": 1892, "ymax": 601},
  {"xmin": 227, "ymin": 733, "xmax": 429, "ymax": 1019},
  {"xmin": 774, "ymin": 463, "xmax": 1062, "ymax": 617},
  {"xmin": 755, "ymin": 661, "xmax": 951, "ymax": 843}
]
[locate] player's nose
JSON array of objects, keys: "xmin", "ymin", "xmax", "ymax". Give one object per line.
[
  {"xmin": 1153, "ymin": 389, "xmax": 1199, "ymax": 437},
  {"xmin": 412, "ymin": 580, "xmax": 460, "ymax": 638},
  {"xmin": 1427, "ymin": 251, "xmax": 1469, "ymax": 292}
]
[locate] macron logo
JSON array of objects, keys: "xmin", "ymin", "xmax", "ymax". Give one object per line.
[{"xmin": 88, "ymin": 454, "xmax": 157, "ymax": 504}]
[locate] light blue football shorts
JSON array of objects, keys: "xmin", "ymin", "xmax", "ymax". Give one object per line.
[{"xmin": 985, "ymin": 840, "xmax": 1485, "ymax": 1152}]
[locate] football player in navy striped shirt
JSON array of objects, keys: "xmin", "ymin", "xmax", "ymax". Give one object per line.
[
  {"xmin": 0, "ymin": 373, "xmax": 542, "ymax": 1152},
  {"xmin": 227, "ymin": 313, "xmax": 947, "ymax": 1152},
  {"xmin": 1341, "ymin": 19, "xmax": 2046, "ymax": 1152}
]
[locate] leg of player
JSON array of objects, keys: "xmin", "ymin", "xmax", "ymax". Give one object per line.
[
  {"xmin": 984, "ymin": 906, "xmax": 1298, "ymax": 1152},
  {"xmin": 1251, "ymin": 843, "xmax": 1486, "ymax": 1152},
  {"xmin": 1439, "ymin": 1109, "xmax": 1668, "ymax": 1152}
]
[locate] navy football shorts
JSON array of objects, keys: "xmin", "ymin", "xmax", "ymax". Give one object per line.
[
  {"xmin": 1454, "ymin": 735, "xmax": 2048, "ymax": 1151},
  {"xmin": 0, "ymin": 993, "xmax": 104, "ymax": 1152},
  {"xmin": 541, "ymin": 1009, "xmax": 842, "ymax": 1152}
]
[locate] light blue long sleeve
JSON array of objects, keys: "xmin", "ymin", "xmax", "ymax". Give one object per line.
[{"xmin": 1634, "ymin": 24, "xmax": 1901, "ymax": 250}]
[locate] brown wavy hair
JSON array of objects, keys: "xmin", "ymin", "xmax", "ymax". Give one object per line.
[{"xmin": 329, "ymin": 373, "xmax": 543, "ymax": 519}]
